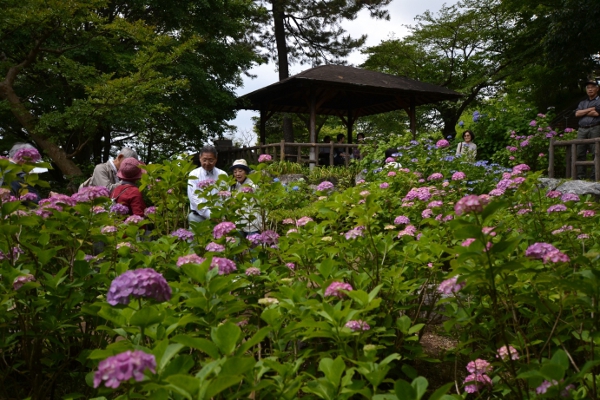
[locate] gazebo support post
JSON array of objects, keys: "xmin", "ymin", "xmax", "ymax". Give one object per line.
[
  {"xmin": 260, "ymin": 107, "xmax": 267, "ymax": 146},
  {"xmin": 409, "ymin": 96, "xmax": 416, "ymax": 139},
  {"xmin": 347, "ymin": 109, "xmax": 354, "ymax": 144},
  {"xmin": 309, "ymin": 90, "xmax": 317, "ymax": 170}
]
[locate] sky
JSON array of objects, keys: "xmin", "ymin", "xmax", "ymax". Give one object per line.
[{"xmin": 228, "ymin": 0, "xmax": 450, "ymax": 144}]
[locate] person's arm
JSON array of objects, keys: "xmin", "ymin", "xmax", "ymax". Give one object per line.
[
  {"xmin": 456, "ymin": 142, "xmax": 462, "ymax": 156},
  {"xmin": 575, "ymin": 107, "xmax": 598, "ymax": 117},
  {"xmin": 129, "ymin": 190, "xmax": 146, "ymax": 216},
  {"xmin": 91, "ymin": 163, "xmax": 116, "ymax": 190}
]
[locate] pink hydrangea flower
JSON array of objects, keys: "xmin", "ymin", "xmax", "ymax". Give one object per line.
[
  {"xmin": 13, "ymin": 274, "xmax": 35, "ymax": 290},
  {"xmin": 213, "ymin": 221, "xmax": 236, "ymax": 239},
  {"xmin": 345, "ymin": 320, "xmax": 371, "ymax": 331},
  {"xmin": 286, "ymin": 262, "xmax": 295, "ymax": 270},
  {"xmin": 436, "ymin": 139, "xmax": 450, "ymax": 148},
  {"xmin": 176, "ymin": 254, "xmax": 205, "ymax": 267},
  {"xmin": 245, "ymin": 267, "xmax": 261, "ymax": 276},
  {"xmin": 461, "ymin": 238, "xmax": 476, "ymax": 247},
  {"xmin": 579, "ymin": 210, "xmax": 595, "ymax": 217},
  {"xmin": 454, "ymin": 195, "xmax": 488, "ymax": 216},
  {"xmin": 205, "ymin": 242, "xmax": 225, "ymax": 252},
  {"xmin": 380, "ymin": 182, "xmax": 389, "ymax": 189},
  {"xmin": 427, "ymin": 172, "xmax": 443, "ymax": 181},
  {"xmin": 324, "ymin": 281, "xmax": 353, "ymax": 298},
  {"xmin": 296, "ymin": 216, "xmax": 314, "ymax": 226},
  {"xmin": 496, "ymin": 345, "xmax": 519, "ymax": 361},
  {"xmin": 561, "ymin": 193, "xmax": 580, "ymax": 202},
  {"xmin": 316, "ymin": 181, "xmax": 334, "ymax": 191},
  {"xmin": 452, "ymin": 171, "xmax": 466, "ymax": 180},
  {"xmin": 387, "ymin": 171, "xmax": 396, "ymax": 177},
  {"xmin": 546, "ymin": 190, "xmax": 562, "ymax": 198},
  {"xmin": 422, "ymin": 209, "xmax": 433, "ymax": 219},
  {"xmin": 438, "ymin": 276, "xmax": 465, "ymax": 295},
  {"xmin": 464, "ymin": 373, "xmax": 492, "ymax": 393},
  {"xmin": 197, "ymin": 179, "xmax": 215, "ymax": 189},
  {"xmin": 467, "ymin": 359, "xmax": 493, "ymax": 374},
  {"xmin": 12, "ymin": 147, "xmax": 41, "ymax": 164},
  {"xmin": 258, "ymin": 154, "xmax": 272, "ymax": 163},
  {"xmin": 547, "ymin": 204, "xmax": 567, "ymax": 213},
  {"xmin": 397, "ymin": 225, "xmax": 417, "ymax": 237}
]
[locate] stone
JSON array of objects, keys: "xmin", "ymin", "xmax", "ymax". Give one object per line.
[{"xmin": 537, "ymin": 178, "xmax": 600, "ymax": 198}]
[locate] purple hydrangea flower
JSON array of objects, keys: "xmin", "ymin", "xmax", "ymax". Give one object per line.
[
  {"xmin": 579, "ymin": 210, "xmax": 595, "ymax": 217},
  {"xmin": 525, "ymin": 242, "xmax": 559, "ymax": 259},
  {"xmin": 171, "ymin": 228, "xmax": 194, "ymax": 241},
  {"xmin": 72, "ymin": 186, "xmax": 110, "ymax": 202},
  {"xmin": 213, "ymin": 222, "xmax": 236, "ymax": 239},
  {"xmin": 547, "ymin": 204, "xmax": 567, "ymax": 213},
  {"xmin": 546, "ymin": 190, "xmax": 562, "ymax": 198},
  {"xmin": 422, "ymin": 209, "xmax": 433, "ymax": 219},
  {"xmin": 109, "ymin": 203, "xmax": 130, "ymax": 215},
  {"xmin": 13, "ymin": 148, "xmax": 41, "ymax": 164},
  {"xmin": 438, "ymin": 276, "xmax": 465, "ymax": 295},
  {"xmin": 286, "ymin": 262, "xmax": 295, "ymax": 270},
  {"xmin": 107, "ymin": 268, "xmax": 171, "ymax": 305},
  {"xmin": 245, "ymin": 267, "xmax": 261, "ymax": 276},
  {"xmin": 428, "ymin": 200, "xmax": 443, "ymax": 208},
  {"xmin": 205, "ymin": 242, "xmax": 225, "ymax": 252},
  {"xmin": 176, "ymin": 254, "xmax": 205, "ymax": 267},
  {"xmin": 259, "ymin": 230, "xmax": 279, "ymax": 245},
  {"xmin": 197, "ymin": 179, "xmax": 215, "ymax": 189},
  {"xmin": 93, "ymin": 350, "xmax": 156, "ymax": 389},
  {"xmin": 13, "ymin": 274, "xmax": 35, "ymax": 290},
  {"xmin": 144, "ymin": 206, "xmax": 157, "ymax": 216},
  {"xmin": 345, "ymin": 320, "xmax": 371, "ymax": 331},
  {"xmin": 462, "ymin": 238, "xmax": 476, "ymax": 247},
  {"xmin": 324, "ymin": 281, "xmax": 353, "ymax": 298},
  {"xmin": 529, "ymin": 120, "xmax": 537, "ymax": 127},
  {"xmin": 210, "ymin": 257, "xmax": 237, "ymax": 274},
  {"xmin": 345, "ymin": 228, "xmax": 364, "ymax": 240},
  {"xmin": 241, "ymin": 186, "xmax": 254, "ymax": 193},
  {"xmin": 316, "ymin": 181, "xmax": 334, "ymax": 191},
  {"xmin": 394, "ymin": 216, "xmax": 410, "ymax": 225},
  {"xmin": 543, "ymin": 250, "xmax": 570, "ymax": 264},
  {"xmin": 218, "ymin": 190, "xmax": 231, "ymax": 198},
  {"xmin": 379, "ymin": 182, "xmax": 389, "ymax": 189},
  {"xmin": 561, "ymin": 193, "xmax": 580, "ymax": 202},
  {"xmin": 20, "ymin": 192, "xmax": 38, "ymax": 202}
]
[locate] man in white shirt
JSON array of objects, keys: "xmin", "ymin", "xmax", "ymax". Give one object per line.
[{"xmin": 188, "ymin": 145, "xmax": 228, "ymax": 223}]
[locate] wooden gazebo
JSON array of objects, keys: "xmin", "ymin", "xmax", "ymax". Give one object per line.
[{"xmin": 237, "ymin": 64, "xmax": 462, "ymax": 165}]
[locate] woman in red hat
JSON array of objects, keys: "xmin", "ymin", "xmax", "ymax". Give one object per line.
[{"xmin": 110, "ymin": 157, "xmax": 146, "ymax": 216}]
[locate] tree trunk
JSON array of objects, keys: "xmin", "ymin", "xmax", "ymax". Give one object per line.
[
  {"xmin": 272, "ymin": 0, "xmax": 294, "ymax": 145},
  {"xmin": 440, "ymin": 111, "xmax": 458, "ymax": 140},
  {"xmin": 0, "ymin": 81, "xmax": 83, "ymax": 176}
]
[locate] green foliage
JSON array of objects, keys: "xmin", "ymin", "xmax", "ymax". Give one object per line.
[{"xmin": 4, "ymin": 115, "xmax": 600, "ymax": 399}]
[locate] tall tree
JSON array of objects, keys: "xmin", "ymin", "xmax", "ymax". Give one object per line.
[
  {"xmin": 0, "ymin": 0, "xmax": 261, "ymax": 176},
  {"xmin": 253, "ymin": 0, "xmax": 391, "ymax": 142},
  {"xmin": 361, "ymin": 0, "xmax": 519, "ymax": 138}
]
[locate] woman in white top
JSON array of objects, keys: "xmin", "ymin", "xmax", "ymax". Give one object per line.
[
  {"xmin": 230, "ymin": 159, "xmax": 262, "ymax": 237},
  {"xmin": 456, "ymin": 130, "xmax": 477, "ymax": 161}
]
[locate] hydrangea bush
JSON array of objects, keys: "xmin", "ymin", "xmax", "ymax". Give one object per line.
[{"xmin": 1, "ymin": 118, "xmax": 599, "ymax": 399}]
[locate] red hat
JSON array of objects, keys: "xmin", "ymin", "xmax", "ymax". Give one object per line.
[{"xmin": 117, "ymin": 158, "xmax": 144, "ymax": 180}]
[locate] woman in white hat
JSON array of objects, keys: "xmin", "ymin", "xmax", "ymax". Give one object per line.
[{"xmin": 229, "ymin": 159, "xmax": 262, "ymax": 237}]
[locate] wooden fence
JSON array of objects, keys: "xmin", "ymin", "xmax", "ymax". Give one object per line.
[
  {"xmin": 549, "ymin": 137, "xmax": 600, "ymax": 180},
  {"xmin": 220, "ymin": 141, "xmax": 361, "ymax": 168}
]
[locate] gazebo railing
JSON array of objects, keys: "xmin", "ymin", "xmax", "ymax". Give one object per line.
[
  {"xmin": 549, "ymin": 137, "xmax": 600, "ymax": 180},
  {"xmin": 223, "ymin": 141, "xmax": 361, "ymax": 167}
]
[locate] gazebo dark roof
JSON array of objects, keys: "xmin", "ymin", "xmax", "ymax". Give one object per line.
[{"xmin": 238, "ymin": 64, "xmax": 462, "ymax": 117}]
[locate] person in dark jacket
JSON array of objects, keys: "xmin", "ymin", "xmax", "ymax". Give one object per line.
[{"xmin": 110, "ymin": 158, "xmax": 146, "ymax": 216}]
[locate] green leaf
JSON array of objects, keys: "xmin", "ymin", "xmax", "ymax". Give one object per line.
[
  {"xmin": 317, "ymin": 258, "xmax": 336, "ymax": 278},
  {"xmin": 181, "ymin": 263, "xmax": 208, "ymax": 284},
  {"xmin": 171, "ymin": 335, "xmax": 220, "ymax": 359},
  {"xmin": 550, "ymin": 349, "xmax": 569, "ymax": 370},
  {"xmin": 540, "ymin": 362, "xmax": 566, "ymax": 381},
  {"xmin": 397, "ymin": 315, "xmax": 411, "ymax": 334},
  {"xmin": 211, "ymin": 322, "xmax": 241, "ymax": 356},
  {"xmin": 319, "ymin": 357, "xmax": 345, "ymax": 389},
  {"xmin": 408, "ymin": 323, "xmax": 425, "ymax": 335},
  {"xmin": 204, "ymin": 375, "xmax": 244, "ymax": 398},
  {"xmin": 481, "ymin": 199, "xmax": 507, "ymax": 222},
  {"xmin": 394, "ymin": 379, "xmax": 416, "ymax": 400},
  {"xmin": 157, "ymin": 343, "xmax": 184, "ymax": 372},
  {"xmin": 98, "ymin": 306, "xmax": 127, "ymax": 326},
  {"xmin": 428, "ymin": 382, "xmax": 454, "ymax": 400},
  {"xmin": 130, "ymin": 306, "xmax": 166, "ymax": 328},
  {"xmin": 165, "ymin": 374, "xmax": 200, "ymax": 397},
  {"xmin": 236, "ymin": 327, "xmax": 271, "ymax": 356},
  {"xmin": 411, "ymin": 377, "xmax": 428, "ymax": 400}
]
